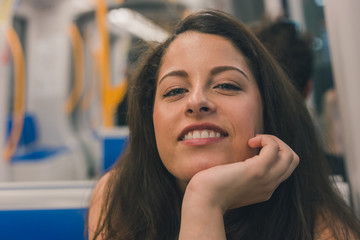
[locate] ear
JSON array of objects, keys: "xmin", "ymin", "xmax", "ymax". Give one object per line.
[{"xmin": 302, "ymin": 80, "xmax": 312, "ymax": 99}]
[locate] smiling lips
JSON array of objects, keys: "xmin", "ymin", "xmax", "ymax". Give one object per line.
[
  {"xmin": 179, "ymin": 123, "xmax": 228, "ymax": 142},
  {"xmin": 183, "ymin": 130, "xmax": 223, "ymax": 140}
]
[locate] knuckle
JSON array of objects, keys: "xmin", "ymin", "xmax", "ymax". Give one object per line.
[
  {"xmin": 294, "ymin": 154, "xmax": 300, "ymax": 163},
  {"xmin": 282, "ymin": 150, "xmax": 293, "ymax": 161},
  {"xmin": 274, "ymin": 144, "xmax": 280, "ymax": 153}
]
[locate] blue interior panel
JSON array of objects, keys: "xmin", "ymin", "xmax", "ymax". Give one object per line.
[{"xmin": 0, "ymin": 208, "xmax": 88, "ymax": 240}]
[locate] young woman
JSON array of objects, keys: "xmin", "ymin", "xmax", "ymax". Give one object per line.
[{"xmin": 88, "ymin": 9, "xmax": 360, "ymax": 240}]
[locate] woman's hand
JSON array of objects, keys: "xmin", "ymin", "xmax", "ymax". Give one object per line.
[{"xmin": 179, "ymin": 134, "xmax": 299, "ymax": 240}]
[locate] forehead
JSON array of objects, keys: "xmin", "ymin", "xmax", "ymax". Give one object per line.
[
  {"xmin": 164, "ymin": 31, "xmax": 243, "ymax": 59},
  {"xmin": 159, "ymin": 31, "xmax": 254, "ymax": 79}
]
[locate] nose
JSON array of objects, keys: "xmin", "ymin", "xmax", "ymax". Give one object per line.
[{"xmin": 185, "ymin": 87, "xmax": 216, "ymax": 117}]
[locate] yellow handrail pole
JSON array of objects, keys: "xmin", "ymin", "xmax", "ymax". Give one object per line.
[
  {"xmin": 3, "ymin": 26, "xmax": 26, "ymax": 162},
  {"xmin": 95, "ymin": 0, "xmax": 128, "ymax": 127},
  {"xmin": 63, "ymin": 23, "xmax": 85, "ymax": 114},
  {"xmin": 106, "ymin": 78, "xmax": 127, "ymax": 114},
  {"xmin": 95, "ymin": 0, "xmax": 112, "ymax": 127}
]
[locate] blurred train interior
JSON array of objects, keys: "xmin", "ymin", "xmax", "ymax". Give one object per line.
[{"xmin": 0, "ymin": 0, "xmax": 359, "ymax": 239}]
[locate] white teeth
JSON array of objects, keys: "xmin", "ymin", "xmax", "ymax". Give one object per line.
[
  {"xmin": 201, "ymin": 131, "xmax": 209, "ymax": 138},
  {"xmin": 183, "ymin": 130, "xmax": 223, "ymax": 140},
  {"xmin": 193, "ymin": 131, "xmax": 201, "ymax": 139}
]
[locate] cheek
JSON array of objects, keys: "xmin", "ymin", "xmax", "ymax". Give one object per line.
[
  {"xmin": 252, "ymin": 104, "xmax": 264, "ymax": 134},
  {"xmin": 256, "ymin": 101, "xmax": 264, "ymax": 133},
  {"xmin": 235, "ymin": 102, "xmax": 263, "ymax": 133},
  {"xmin": 153, "ymin": 104, "xmax": 165, "ymax": 145},
  {"xmin": 229, "ymin": 99, "xmax": 263, "ymax": 159},
  {"xmin": 152, "ymin": 101, "xmax": 177, "ymax": 155},
  {"xmin": 246, "ymin": 94, "xmax": 264, "ymax": 134},
  {"xmin": 153, "ymin": 106, "xmax": 178, "ymax": 174},
  {"xmin": 153, "ymin": 99, "xmax": 183, "ymax": 138}
]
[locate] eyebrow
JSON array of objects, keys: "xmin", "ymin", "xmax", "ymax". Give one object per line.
[
  {"xmin": 158, "ymin": 70, "xmax": 188, "ymax": 85},
  {"xmin": 158, "ymin": 65, "xmax": 249, "ymax": 85},
  {"xmin": 210, "ymin": 66, "xmax": 249, "ymax": 80}
]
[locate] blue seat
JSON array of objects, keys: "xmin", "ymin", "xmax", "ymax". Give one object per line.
[
  {"xmin": 6, "ymin": 113, "xmax": 68, "ymax": 163},
  {"xmin": 102, "ymin": 136, "xmax": 128, "ymax": 172},
  {"xmin": 6, "ymin": 113, "xmax": 37, "ymax": 147},
  {"xmin": 0, "ymin": 208, "xmax": 88, "ymax": 240}
]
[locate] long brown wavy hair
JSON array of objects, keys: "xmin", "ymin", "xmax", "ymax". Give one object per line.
[{"xmin": 90, "ymin": 9, "xmax": 360, "ymax": 240}]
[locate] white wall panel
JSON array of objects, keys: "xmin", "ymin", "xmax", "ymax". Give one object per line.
[{"xmin": 324, "ymin": 0, "xmax": 360, "ymax": 216}]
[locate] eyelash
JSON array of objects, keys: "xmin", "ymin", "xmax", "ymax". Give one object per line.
[
  {"xmin": 214, "ymin": 83, "xmax": 241, "ymax": 91},
  {"xmin": 163, "ymin": 88, "xmax": 188, "ymax": 97},
  {"xmin": 162, "ymin": 83, "xmax": 241, "ymax": 98}
]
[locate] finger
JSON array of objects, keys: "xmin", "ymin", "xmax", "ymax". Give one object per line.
[
  {"xmin": 277, "ymin": 152, "xmax": 299, "ymax": 183},
  {"xmin": 256, "ymin": 135, "xmax": 289, "ymax": 152},
  {"xmin": 250, "ymin": 135, "xmax": 299, "ymax": 177},
  {"xmin": 264, "ymin": 137, "xmax": 300, "ymax": 183},
  {"xmin": 247, "ymin": 134, "xmax": 280, "ymax": 169}
]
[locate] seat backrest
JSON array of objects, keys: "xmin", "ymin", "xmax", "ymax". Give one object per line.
[{"xmin": 6, "ymin": 113, "xmax": 38, "ymax": 147}]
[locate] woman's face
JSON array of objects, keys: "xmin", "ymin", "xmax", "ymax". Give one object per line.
[{"xmin": 153, "ymin": 31, "xmax": 263, "ymax": 189}]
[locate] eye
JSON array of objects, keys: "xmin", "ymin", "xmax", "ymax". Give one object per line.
[
  {"xmin": 214, "ymin": 83, "xmax": 241, "ymax": 91},
  {"xmin": 163, "ymin": 88, "xmax": 188, "ymax": 97}
]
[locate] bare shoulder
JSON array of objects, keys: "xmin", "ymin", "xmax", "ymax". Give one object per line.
[
  {"xmin": 88, "ymin": 171, "xmax": 113, "ymax": 239},
  {"xmin": 90, "ymin": 171, "xmax": 112, "ymax": 206}
]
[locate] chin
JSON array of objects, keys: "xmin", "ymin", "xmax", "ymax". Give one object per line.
[{"xmin": 181, "ymin": 158, "xmax": 229, "ymax": 178}]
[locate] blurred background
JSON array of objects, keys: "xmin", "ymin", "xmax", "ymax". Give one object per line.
[{"xmin": 0, "ymin": 0, "xmax": 359, "ymax": 239}]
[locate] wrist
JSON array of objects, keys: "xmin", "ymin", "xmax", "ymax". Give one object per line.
[
  {"xmin": 180, "ymin": 189, "xmax": 226, "ymax": 240},
  {"xmin": 185, "ymin": 170, "xmax": 229, "ymax": 213}
]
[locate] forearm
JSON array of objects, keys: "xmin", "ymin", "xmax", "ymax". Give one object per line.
[{"xmin": 179, "ymin": 189, "xmax": 226, "ymax": 240}]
